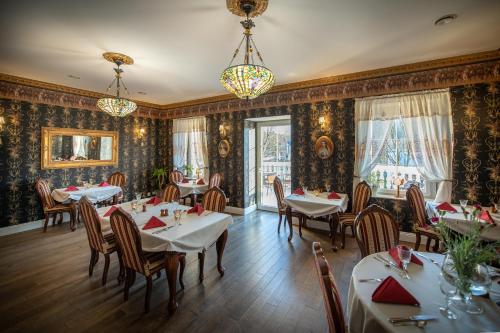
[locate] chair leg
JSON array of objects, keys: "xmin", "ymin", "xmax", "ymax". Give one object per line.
[
  {"xmin": 179, "ymin": 256, "xmax": 186, "ymax": 290},
  {"xmin": 52, "ymin": 213, "xmax": 57, "ymax": 225},
  {"xmin": 340, "ymin": 224, "xmax": 347, "ymax": 249},
  {"xmin": 298, "ymin": 216, "xmax": 303, "ymax": 237},
  {"xmin": 43, "ymin": 214, "xmax": 50, "ymax": 232},
  {"xmin": 198, "ymin": 250, "xmax": 205, "ymax": 282},
  {"xmin": 102, "ymin": 253, "xmax": 110, "ymax": 286},
  {"xmin": 414, "ymin": 232, "xmax": 422, "ymax": 251},
  {"xmin": 425, "ymin": 237, "xmax": 431, "ymax": 252},
  {"xmin": 89, "ymin": 249, "xmax": 97, "ymax": 276},
  {"xmin": 278, "ymin": 213, "xmax": 282, "ymax": 233},
  {"xmin": 156, "ymin": 271, "xmax": 161, "ymax": 279},
  {"xmin": 432, "ymin": 238, "xmax": 440, "ymax": 252},
  {"xmin": 117, "ymin": 251, "xmax": 125, "ymax": 284},
  {"xmin": 145, "ymin": 276, "xmax": 152, "ymax": 313},
  {"xmin": 124, "ymin": 268, "xmax": 131, "ymax": 301},
  {"xmin": 58, "ymin": 212, "xmax": 63, "ymax": 224}
]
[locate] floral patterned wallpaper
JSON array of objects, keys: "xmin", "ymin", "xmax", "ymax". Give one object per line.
[{"xmin": 0, "ymin": 99, "xmax": 171, "ymax": 227}]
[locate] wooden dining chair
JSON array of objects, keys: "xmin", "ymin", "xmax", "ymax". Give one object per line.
[
  {"xmin": 79, "ymin": 196, "xmax": 123, "ymax": 285},
  {"xmin": 208, "ymin": 172, "xmax": 223, "ymax": 189},
  {"xmin": 354, "ymin": 204, "xmax": 399, "ymax": 258},
  {"xmin": 273, "ymin": 176, "xmax": 304, "ymax": 233},
  {"xmin": 107, "ymin": 171, "xmax": 126, "ymax": 204},
  {"xmin": 35, "ymin": 178, "xmax": 76, "ymax": 232},
  {"xmin": 169, "ymin": 170, "xmax": 184, "ymax": 183},
  {"xmin": 312, "ymin": 242, "xmax": 346, "ymax": 333},
  {"xmin": 196, "ymin": 187, "xmax": 227, "ymax": 281},
  {"xmin": 161, "ymin": 183, "xmax": 180, "ymax": 202},
  {"xmin": 110, "ymin": 207, "xmax": 185, "ymax": 313},
  {"xmin": 406, "ymin": 185, "xmax": 440, "ymax": 252},
  {"xmin": 337, "ymin": 181, "xmax": 372, "ymax": 249}
]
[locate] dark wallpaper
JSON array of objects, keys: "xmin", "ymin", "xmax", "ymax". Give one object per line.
[{"xmin": 0, "ymin": 99, "xmax": 171, "ymax": 227}]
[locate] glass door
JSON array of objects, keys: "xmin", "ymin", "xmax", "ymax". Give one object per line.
[{"xmin": 256, "ymin": 120, "xmax": 291, "ymax": 211}]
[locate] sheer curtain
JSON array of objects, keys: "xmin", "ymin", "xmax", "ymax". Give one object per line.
[
  {"xmin": 172, "ymin": 117, "xmax": 209, "ymax": 177},
  {"xmin": 354, "ymin": 89, "xmax": 453, "ymax": 202}
]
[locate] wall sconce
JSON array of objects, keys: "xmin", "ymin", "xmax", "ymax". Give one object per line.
[
  {"xmin": 219, "ymin": 123, "xmax": 227, "ymax": 138},
  {"xmin": 318, "ymin": 116, "xmax": 327, "ymax": 132},
  {"xmin": 0, "ymin": 116, "xmax": 4, "ymax": 145},
  {"xmin": 135, "ymin": 127, "xmax": 146, "ymax": 146}
]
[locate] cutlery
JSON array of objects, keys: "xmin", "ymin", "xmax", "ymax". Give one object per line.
[
  {"xmin": 358, "ymin": 278, "xmax": 384, "ymax": 283},
  {"xmin": 152, "ymin": 225, "xmax": 174, "ymax": 234},
  {"xmin": 392, "ymin": 320, "xmax": 427, "ymax": 328},
  {"xmin": 389, "ymin": 315, "xmax": 437, "ymax": 323},
  {"xmin": 384, "ymin": 254, "xmax": 411, "ymax": 280},
  {"xmin": 375, "ymin": 255, "xmax": 410, "ymax": 279},
  {"xmin": 414, "ymin": 252, "xmax": 441, "ymax": 267}
]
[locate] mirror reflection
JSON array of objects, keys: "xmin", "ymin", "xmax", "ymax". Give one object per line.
[{"xmin": 51, "ymin": 135, "xmax": 114, "ymax": 161}]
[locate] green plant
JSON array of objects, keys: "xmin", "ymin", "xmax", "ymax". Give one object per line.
[
  {"xmin": 152, "ymin": 167, "xmax": 166, "ymax": 190},
  {"xmin": 365, "ymin": 172, "xmax": 379, "ymax": 187},
  {"xmin": 183, "ymin": 164, "xmax": 193, "ymax": 177}
]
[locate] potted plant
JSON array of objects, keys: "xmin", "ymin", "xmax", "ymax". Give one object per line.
[
  {"xmin": 183, "ymin": 164, "xmax": 193, "ymax": 178},
  {"xmin": 152, "ymin": 167, "xmax": 166, "ymax": 196}
]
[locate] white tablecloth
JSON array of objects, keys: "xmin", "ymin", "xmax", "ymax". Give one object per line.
[
  {"xmin": 97, "ymin": 201, "xmax": 232, "ymax": 253},
  {"xmin": 177, "ymin": 183, "xmax": 209, "ymax": 198},
  {"xmin": 348, "ymin": 252, "xmax": 500, "ymax": 333},
  {"xmin": 52, "ymin": 185, "xmax": 122, "ymax": 203},
  {"xmin": 426, "ymin": 202, "xmax": 500, "ymax": 241},
  {"xmin": 284, "ymin": 192, "xmax": 348, "ymax": 218}
]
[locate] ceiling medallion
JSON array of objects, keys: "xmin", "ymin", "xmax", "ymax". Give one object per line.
[
  {"xmin": 97, "ymin": 52, "xmax": 137, "ymax": 117},
  {"xmin": 220, "ymin": 0, "xmax": 275, "ymax": 100},
  {"xmin": 226, "ymin": 0, "xmax": 268, "ymax": 17}
]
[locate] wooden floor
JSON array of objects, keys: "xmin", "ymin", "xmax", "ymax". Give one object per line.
[{"xmin": 0, "ymin": 211, "xmax": 363, "ymax": 333}]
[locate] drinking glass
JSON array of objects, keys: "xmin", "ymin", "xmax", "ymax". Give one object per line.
[
  {"xmin": 303, "ymin": 186, "xmax": 308, "ymax": 193},
  {"xmin": 325, "ymin": 184, "xmax": 331, "ymax": 192},
  {"xmin": 174, "ymin": 209, "xmax": 182, "ymax": 225},
  {"xmin": 397, "ymin": 245, "xmax": 412, "ymax": 271},
  {"xmin": 439, "ymin": 272, "xmax": 458, "ymax": 319},
  {"xmin": 136, "ymin": 193, "xmax": 142, "ymax": 201},
  {"xmin": 470, "ymin": 264, "xmax": 492, "ymax": 297},
  {"xmin": 459, "ymin": 199, "xmax": 468, "ymax": 209}
]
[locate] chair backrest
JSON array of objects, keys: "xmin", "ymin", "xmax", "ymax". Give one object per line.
[
  {"xmin": 108, "ymin": 171, "xmax": 125, "ymax": 189},
  {"xmin": 273, "ymin": 176, "xmax": 286, "ymax": 211},
  {"xmin": 79, "ymin": 196, "xmax": 105, "ymax": 252},
  {"xmin": 34, "ymin": 178, "xmax": 56, "ymax": 210},
  {"xmin": 202, "ymin": 187, "xmax": 227, "ymax": 213},
  {"xmin": 209, "ymin": 173, "xmax": 222, "ymax": 189},
  {"xmin": 169, "ymin": 170, "xmax": 184, "ymax": 183},
  {"xmin": 352, "ymin": 181, "xmax": 372, "ymax": 214},
  {"xmin": 110, "ymin": 207, "xmax": 146, "ymax": 274},
  {"xmin": 162, "ymin": 183, "xmax": 180, "ymax": 202},
  {"xmin": 354, "ymin": 204, "xmax": 399, "ymax": 258},
  {"xmin": 406, "ymin": 184, "xmax": 428, "ymax": 228},
  {"xmin": 312, "ymin": 242, "xmax": 346, "ymax": 333}
]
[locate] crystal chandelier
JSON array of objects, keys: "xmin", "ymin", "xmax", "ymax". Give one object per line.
[
  {"xmin": 97, "ymin": 52, "xmax": 137, "ymax": 117},
  {"xmin": 220, "ymin": 0, "xmax": 274, "ymax": 100}
]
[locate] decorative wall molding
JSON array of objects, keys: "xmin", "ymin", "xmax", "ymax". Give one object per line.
[{"xmin": 1, "ymin": 50, "xmax": 499, "ymax": 119}]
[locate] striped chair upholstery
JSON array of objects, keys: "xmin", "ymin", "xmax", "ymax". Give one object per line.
[
  {"xmin": 107, "ymin": 171, "xmax": 125, "ymax": 204},
  {"xmin": 162, "ymin": 183, "xmax": 180, "ymax": 202},
  {"xmin": 35, "ymin": 178, "xmax": 76, "ymax": 232},
  {"xmin": 337, "ymin": 181, "xmax": 371, "ymax": 248},
  {"xmin": 169, "ymin": 170, "xmax": 184, "ymax": 183},
  {"xmin": 406, "ymin": 185, "xmax": 440, "ymax": 252},
  {"xmin": 312, "ymin": 242, "xmax": 346, "ymax": 333},
  {"xmin": 110, "ymin": 207, "xmax": 184, "ymax": 313},
  {"xmin": 202, "ymin": 187, "xmax": 227, "ymax": 213},
  {"xmin": 354, "ymin": 204, "xmax": 399, "ymax": 258},
  {"xmin": 273, "ymin": 177, "xmax": 306, "ymax": 234},
  {"xmin": 209, "ymin": 173, "xmax": 223, "ymax": 189},
  {"xmin": 79, "ymin": 196, "xmax": 122, "ymax": 285}
]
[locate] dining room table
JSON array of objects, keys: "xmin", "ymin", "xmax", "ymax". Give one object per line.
[
  {"xmin": 348, "ymin": 251, "xmax": 500, "ymax": 333},
  {"xmin": 284, "ymin": 191, "xmax": 349, "ymax": 245},
  {"xmin": 426, "ymin": 202, "xmax": 500, "ymax": 241},
  {"xmin": 177, "ymin": 181, "xmax": 209, "ymax": 206},
  {"xmin": 52, "ymin": 184, "xmax": 122, "ymax": 203},
  {"xmin": 97, "ymin": 199, "xmax": 233, "ymax": 313}
]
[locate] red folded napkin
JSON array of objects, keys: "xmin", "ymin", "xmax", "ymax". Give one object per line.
[
  {"xmin": 181, "ymin": 178, "xmax": 189, "ymax": 183},
  {"xmin": 197, "ymin": 179, "xmax": 205, "ymax": 185},
  {"xmin": 436, "ymin": 202, "xmax": 457, "ymax": 213},
  {"xmin": 372, "ymin": 276, "xmax": 420, "ymax": 306},
  {"xmin": 142, "ymin": 216, "xmax": 166, "ymax": 230},
  {"xmin": 64, "ymin": 185, "xmax": 79, "ymax": 192},
  {"xmin": 292, "ymin": 188, "xmax": 304, "ymax": 195},
  {"xmin": 328, "ymin": 191, "xmax": 341, "ymax": 200},
  {"xmin": 104, "ymin": 206, "xmax": 118, "ymax": 217},
  {"xmin": 478, "ymin": 210, "xmax": 495, "ymax": 224},
  {"xmin": 99, "ymin": 181, "xmax": 110, "ymax": 187},
  {"xmin": 187, "ymin": 204, "xmax": 205, "ymax": 216},
  {"xmin": 388, "ymin": 246, "xmax": 423, "ymax": 268},
  {"xmin": 146, "ymin": 196, "xmax": 162, "ymax": 206}
]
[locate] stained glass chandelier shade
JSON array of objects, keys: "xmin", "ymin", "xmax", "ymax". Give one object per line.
[
  {"xmin": 221, "ymin": 1, "xmax": 274, "ymax": 100},
  {"xmin": 97, "ymin": 52, "xmax": 137, "ymax": 117}
]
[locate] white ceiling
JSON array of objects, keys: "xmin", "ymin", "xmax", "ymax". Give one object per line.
[{"xmin": 1, "ymin": 0, "xmax": 499, "ymax": 105}]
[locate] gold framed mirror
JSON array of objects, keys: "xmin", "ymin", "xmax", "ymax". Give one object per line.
[{"xmin": 41, "ymin": 127, "xmax": 119, "ymax": 169}]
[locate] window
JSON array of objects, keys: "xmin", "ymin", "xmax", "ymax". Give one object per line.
[{"xmin": 172, "ymin": 117, "xmax": 208, "ymax": 178}]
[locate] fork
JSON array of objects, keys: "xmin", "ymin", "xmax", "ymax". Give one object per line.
[
  {"xmin": 358, "ymin": 278, "xmax": 384, "ymax": 283},
  {"xmin": 375, "ymin": 255, "xmax": 410, "ymax": 279},
  {"xmin": 414, "ymin": 252, "xmax": 441, "ymax": 267}
]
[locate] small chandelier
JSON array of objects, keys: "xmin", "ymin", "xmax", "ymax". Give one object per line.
[
  {"xmin": 220, "ymin": 0, "xmax": 274, "ymax": 100},
  {"xmin": 97, "ymin": 52, "xmax": 137, "ymax": 117}
]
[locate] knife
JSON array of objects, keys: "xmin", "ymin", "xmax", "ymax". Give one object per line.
[
  {"xmin": 414, "ymin": 252, "xmax": 441, "ymax": 267},
  {"xmin": 389, "ymin": 315, "xmax": 437, "ymax": 323}
]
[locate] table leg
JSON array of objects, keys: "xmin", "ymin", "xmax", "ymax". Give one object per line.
[
  {"xmin": 190, "ymin": 193, "xmax": 198, "ymax": 207},
  {"xmin": 165, "ymin": 252, "xmax": 180, "ymax": 313},
  {"xmin": 286, "ymin": 206, "xmax": 293, "ymax": 242},
  {"xmin": 216, "ymin": 230, "xmax": 228, "ymax": 276},
  {"xmin": 330, "ymin": 213, "xmax": 339, "ymax": 252}
]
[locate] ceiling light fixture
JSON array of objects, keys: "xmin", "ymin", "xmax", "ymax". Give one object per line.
[
  {"xmin": 434, "ymin": 14, "xmax": 457, "ymax": 26},
  {"xmin": 220, "ymin": 0, "xmax": 274, "ymax": 100},
  {"xmin": 97, "ymin": 52, "xmax": 137, "ymax": 117}
]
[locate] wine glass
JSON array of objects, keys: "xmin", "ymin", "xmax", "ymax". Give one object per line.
[
  {"xmin": 459, "ymin": 199, "xmax": 468, "ymax": 209},
  {"xmin": 470, "ymin": 264, "xmax": 492, "ymax": 297},
  {"xmin": 439, "ymin": 272, "xmax": 458, "ymax": 319},
  {"xmin": 174, "ymin": 209, "xmax": 182, "ymax": 226},
  {"xmin": 325, "ymin": 184, "xmax": 331, "ymax": 192},
  {"xmin": 303, "ymin": 186, "xmax": 308, "ymax": 193},
  {"xmin": 397, "ymin": 245, "xmax": 412, "ymax": 271}
]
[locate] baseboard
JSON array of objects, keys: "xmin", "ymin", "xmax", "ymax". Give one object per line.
[{"xmin": 0, "ymin": 213, "xmax": 72, "ymax": 237}]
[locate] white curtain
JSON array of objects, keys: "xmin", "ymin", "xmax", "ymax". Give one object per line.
[
  {"xmin": 72, "ymin": 136, "xmax": 88, "ymax": 159},
  {"xmin": 354, "ymin": 89, "xmax": 453, "ymax": 202},
  {"xmin": 400, "ymin": 91, "xmax": 453, "ymax": 202},
  {"xmin": 172, "ymin": 117, "xmax": 209, "ymax": 178}
]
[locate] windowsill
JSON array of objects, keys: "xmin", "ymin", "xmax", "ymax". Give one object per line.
[{"xmin": 372, "ymin": 192, "xmax": 407, "ymax": 201}]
